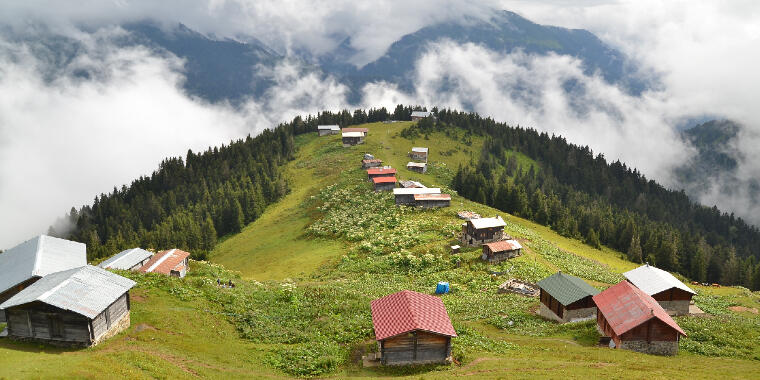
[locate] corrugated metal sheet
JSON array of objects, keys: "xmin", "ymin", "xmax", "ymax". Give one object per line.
[
  {"xmin": 406, "ymin": 162, "xmax": 426, "ymax": 168},
  {"xmin": 411, "ymin": 147, "xmax": 429, "ymax": 153},
  {"xmin": 98, "ymin": 248, "xmax": 154, "ymax": 270},
  {"xmin": 411, "ymin": 111, "xmax": 432, "ymax": 118},
  {"xmin": 483, "ymin": 239, "xmax": 522, "ymax": 252},
  {"xmin": 470, "ymin": 216, "xmax": 506, "ymax": 229},
  {"xmin": 0, "ymin": 235, "xmax": 86, "ymax": 295},
  {"xmin": 413, "ymin": 194, "xmax": 451, "ymax": 201},
  {"xmin": 372, "ymin": 176, "xmax": 397, "ymax": 184},
  {"xmin": 371, "ymin": 290, "xmax": 456, "ymax": 341},
  {"xmin": 537, "ymin": 271, "xmax": 599, "ymax": 306},
  {"xmin": 317, "ymin": 125, "xmax": 340, "ymax": 130},
  {"xmin": 399, "ymin": 180, "xmax": 426, "ymax": 188},
  {"xmin": 0, "ymin": 265, "xmax": 135, "ymax": 319},
  {"xmin": 342, "ymin": 131, "xmax": 364, "ymax": 138},
  {"xmin": 623, "ymin": 264, "xmax": 696, "ymax": 296},
  {"xmin": 342, "ymin": 127, "xmax": 369, "ymax": 133},
  {"xmin": 393, "ymin": 188, "xmax": 441, "ymax": 195},
  {"xmin": 593, "ymin": 281, "xmax": 685, "ymax": 337},
  {"xmin": 367, "ymin": 168, "xmax": 397, "ymax": 175}
]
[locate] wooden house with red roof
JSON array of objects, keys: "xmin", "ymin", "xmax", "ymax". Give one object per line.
[
  {"xmin": 593, "ymin": 281, "xmax": 686, "ymax": 356},
  {"xmin": 139, "ymin": 249, "xmax": 190, "ymax": 278},
  {"xmin": 370, "ymin": 290, "xmax": 456, "ymax": 366},
  {"xmin": 367, "ymin": 167, "xmax": 397, "ymax": 181},
  {"xmin": 372, "ymin": 176, "xmax": 397, "ymax": 191},
  {"xmin": 481, "ymin": 239, "xmax": 522, "ymax": 264}
]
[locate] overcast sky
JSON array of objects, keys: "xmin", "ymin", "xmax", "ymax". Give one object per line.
[{"xmin": 1, "ymin": 0, "xmax": 759, "ymax": 248}]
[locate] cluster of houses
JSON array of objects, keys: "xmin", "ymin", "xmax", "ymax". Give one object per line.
[
  {"xmin": 317, "ymin": 125, "xmax": 370, "ymax": 147},
  {"xmin": 0, "ymin": 235, "xmax": 191, "ymax": 347}
]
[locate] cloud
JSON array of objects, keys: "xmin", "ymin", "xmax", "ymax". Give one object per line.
[
  {"xmin": 362, "ymin": 41, "xmax": 694, "ymax": 182},
  {"xmin": 0, "ymin": 29, "xmax": 349, "ymax": 249}
]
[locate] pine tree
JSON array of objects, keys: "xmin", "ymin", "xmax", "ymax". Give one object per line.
[
  {"xmin": 201, "ymin": 214, "xmax": 217, "ymax": 252},
  {"xmin": 586, "ymin": 228, "xmax": 601, "ymax": 249},
  {"xmin": 627, "ymin": 233, "xmax": 643, "ymax": 263}
]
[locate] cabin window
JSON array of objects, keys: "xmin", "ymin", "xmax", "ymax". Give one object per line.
[{"xmin": 49, "ymin": 315, "xmax": 64, "ymax": 338}]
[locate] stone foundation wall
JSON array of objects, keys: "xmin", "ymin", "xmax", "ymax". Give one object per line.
[
  {"xmin": 657, "ymin": 300, "xmax": 690, "ymax": 316},
  {"xmin": 619, "ymin": 339, "xmax": 678, "ymax": 356},
  {"xmin": 92, "ymin": 312, "xmax": 131, "ymax": 346},
  {"xmin": 538, "ymin": 303, "xmax": 563, "ymax": 322},
  {"xmin": 564, "ymin": 307, "xmax": 597, "ymax": 322}
]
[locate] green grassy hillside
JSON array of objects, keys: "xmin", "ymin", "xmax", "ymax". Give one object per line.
[{"xmin": 2, "ymin": 121, "xmax": 759, "ymax": 379}]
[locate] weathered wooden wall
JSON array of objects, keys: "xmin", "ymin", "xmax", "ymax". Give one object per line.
[
  {"xmin": 6, "ymin": 303, "xmax": 91, "ymax": 344},
  {"xmin": 381, "ymin": 330, "xmax": 450, "ymax": 365}
]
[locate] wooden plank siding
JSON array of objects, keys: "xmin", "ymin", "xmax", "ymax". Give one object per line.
[
  {"xmin": 6, "ymin": 303, "xmax": 92, "ymax": 344},
  {"xmin": 381, "ymin": 330, "xmax": 451, "ymax": 365},
  {"xmin": 651, "ymin": 288, "xmax": 693, "ymax": 302}
]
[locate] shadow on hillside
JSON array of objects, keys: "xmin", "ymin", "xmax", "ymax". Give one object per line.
[{"xmin": 0, "ymin": 337, "xmax": 86, "ymax": 354}]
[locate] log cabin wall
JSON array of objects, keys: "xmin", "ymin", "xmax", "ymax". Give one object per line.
[
  {"xmin": 0, "ymin": 277, "xmax": 40, "ymax": 322},
  {"xmin": 6, "ymin": 302, "xmax": 91, "ymax": 344},
  {"xmin": 381, "ymin": 330, "xmax": 450, "ymax": 365}
]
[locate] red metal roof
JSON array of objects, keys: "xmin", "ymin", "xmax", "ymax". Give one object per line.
[
  {"xmin": 413, "ymin": 194, "xmax": 451, "ymax": 201},
  {"xmin": 593, "ymin": 281, "xmax": 686, "ymax": 337},
  {"xmin": 372, "ymin": 176, "xmax": 397, "ymax": 184},
  {"xmin": 367, "ymin": 168, "xmax": 396, "ymax": 175},
  {"xmin": 483, "ymin": 240, "xmax": 522, "ymax": 252},
  {"xmin": 370, "ymin": 290, "xmax": 457, "ymax": 341},
  {"xmin": 139, "ymin": 249, "xmax": 190, "ymax": 275},
  {"xmin": 342, "ymin": 127, "xmax": 369, "ymax": 133},
  {"xmin": 362, "ymin": 159, "xmax": 382, "ymax": 164}
]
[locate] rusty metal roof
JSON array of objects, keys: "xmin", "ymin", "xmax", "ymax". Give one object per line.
[
  {"xmin": 624, "ymin": 264, "xmax": 695, "ymax": 296},
  {"xmin": 98, "ymin": 248, "xmax": 154, "ymax": 270},
  {"xmin": 139, "ymin": 249, "xmax": 190, "ymax": 275},
  {"xmin": 413, "ymin": 194, "xmax": 451, "ymax": 201},
  {"xmin": 372, "ymin": 176, "xmax": 397, "ymax": 184},
  {"xmin": 483, "ymin": 239, "xmax": 522, "ymax": 252},
  {"xmin": 592, "ymin": 281, "xmax": 686, "ymax": 337},
  {"xmin": 0, "ymin": 235, "xmax": 86, "ymax": 296},
  {"xmin": 367, "ymin": 167, "xmax": 396, "ymax": 175},
  {"xmin": 370, "ymin": 290, "xmax": 456, "ymax": 341},
  {"xmin": 0, "ymin": 265, "xmax": 135, "ymax": 319}
]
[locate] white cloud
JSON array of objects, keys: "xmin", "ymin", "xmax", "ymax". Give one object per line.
[{"xmin": 0, "ymin": 31, "xmax": 349, "ymax": 249}]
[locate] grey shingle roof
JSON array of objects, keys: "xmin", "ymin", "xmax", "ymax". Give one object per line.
[
  {"xmin": 0, "ymin": 235, "xmax": 86, "ymax": 295},
  {"xmin": 537, "ymin": 271, "xmax": 600, "ymax": 306},
  {"xmin": 623, "ymin": 264, "xmax": 695, "ymax": 296},
  {"xmin": 0, "ymin": 265, "xmax": 136, "ymax": 319},
  {"xmin": 98, "ymin": 248, "xmax": 154, "ymax": 270}
]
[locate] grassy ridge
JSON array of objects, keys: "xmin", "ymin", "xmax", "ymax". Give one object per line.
[{"xmin": 2, "ymin": 121, "xmax": 759, "ymax": 379}]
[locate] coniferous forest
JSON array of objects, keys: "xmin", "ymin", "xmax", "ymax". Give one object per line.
[{"xmin": 52, "ymin": 105, "xmax": 760, "ymax": 290}]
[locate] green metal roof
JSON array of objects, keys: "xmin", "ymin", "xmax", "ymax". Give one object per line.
[{"xmin": 537, "ymin": 271, "xmax": 600, "ymax": 306}]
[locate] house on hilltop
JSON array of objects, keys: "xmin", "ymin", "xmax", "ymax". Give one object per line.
[
  {"xmin": 139, "ymin": 249, "xmax": 190, "ymax": 278},
  {"xmin": 342, "ymin": 127, "xmax": 369, "ymax": 136},
  {"xmin": 409, "ymin": 147, "xmax": 428, "ymax": 162},
  {"xmin": 0, "ymin": 235, "xmax": 86, "ymax": 323},
  {"xmin": 342, "ymin": 131, "xmax": 365, "ymax": 146},
  {"xmin": 406, "ymin": 162, "xmax": 427, "ymax": 173},
  {"xmin": 399, "ymin": 180, "xmax": 426, "ymax": 189},
  {"xmin": 461, "ymin": 216, "xmax": 507, "ymax": 246},
  {"xmin": 623, "ymin": 264, "xmax": 696, "ymax": 316},
  {"xmin": 362, "ymin": 159, "xmax": 383, "ymax": 169},
  {"xmin": 370, "ymin": 290, "xmax": 456, "ymax": 365},
  {"xmin": 411, "ymin": 111, "xmax": 433, "ymax": 120},
  {"xmin": 481, "ymin": 239, "xmax": 522, "ymax": 264},
  {"xmin": 537, "ymin": 272, "xmax": 599, "ymax": 323},
  {"xmin": 317, "ymin": 125, "xmax": 340, "ymax": 136},
  {"xmin": 98, "ymin": 248, "xmax": 154, "ymax": 271},
  {"xmin": 393, "ymin": 187, "xmax": 441, "ymax": 205},
  {"xmin": 413, "ymin": 193, "xmax": 450, "ymax": 209},
  {"xmin": 0, "ymin": 265, "xmax": 135, "ymax": 347},
  {"xmin": 593, "ymin": 281, "xmax": 686, "ymax": 356},
  {"xmin": 372, "ymin": 176, "xmax": 397, "ymax": 191},
  {"xmin": 367, "ymin": 167, "xmax": 397, "ymax": 181}
]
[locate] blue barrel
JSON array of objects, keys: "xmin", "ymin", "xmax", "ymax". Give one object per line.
[{"xmin": 435, "ymin": 281, "xmax": 450, "ymax": 294}]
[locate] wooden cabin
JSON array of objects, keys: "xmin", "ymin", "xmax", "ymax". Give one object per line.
[
  {"xmin": 593, "ymin": 281, "xmax": 686, "ymax": 356},
  {"xmin": 0, "ymin": 235, "xmax": 86, "ymax": 323},
  {"xmin": 406, "ymin": 162, "xmax": 427, "ymax": 173},
  {"xmin": 0, "ymin": 266, "xmax": 135, "ymax": 347},
  {"xmin": 393, "ymin": 188, "xmax": 441, "ymax": 205},
  {"xmin": 413, "ymin": 193, "xmax": 450, "ymax": 209},
  {"xmin": 98, "ymin": 248, "xmax": 154, "ymax": 271},
  {"xmin": 370, "ymin": 290, "xmax": 456, "ymax": 366},
  {"xmin": 372, "ymin": 176, "xmax": 397, "ymax": 191},
  {"xmin": 342, "ymin": 127, "xmax": 369, "ymax": 136},
  {"xmin": 623, "ymin": 264, "xmax": 696, "ymax": 316},
  {"xmin": 139, "ymin": 249, "xmax": 190, "ymax": 278},
  {"xmin": 411, "ymin": 111, "xmax": 432, "ymax": 121},
  {"xmin": 481, "ymin": 239, "xmax": 522, "ymax": 264},
  {"xmin": 461, "ymin": 216, "xmax": 507, "ymax": 246},
  {"xmin": 537, "ymin": 272, "xmax": 599, "ymax": 323},
  {"xmin": 317, "ymin": 125, "xmax": 340, "ymax": 136},
  {"xmin": 342, "ymin": 131, "xmax": 365, "ymax": 146},
  {"xmin": 367, "ymin": 167, "xmax": 397, "ymax": 181},
  {"xmin": 362, "ymin": 159, "xmax": 383, "ymax": 169},
  {"xmin": 409, "ymin": 147, "xmax": 428, "ymax": 162}
]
